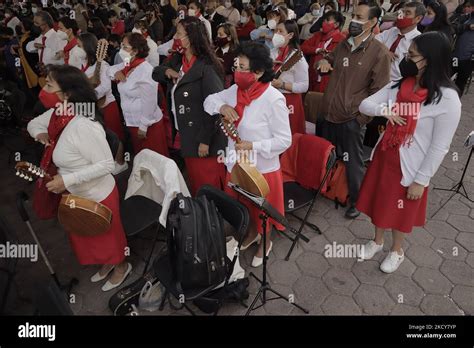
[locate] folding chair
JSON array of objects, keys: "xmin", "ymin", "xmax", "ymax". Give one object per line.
[
  {"xmin": 303, "ymin": 91, "xmax": 324, "ymax": 135},
  {"xmin": 0, "ymin": 212, "xmax": 18, "ymax": 314},
  {"xmin": 120, "ymin": 149, "xmax": 190, "ymax": 276},
  {"xmin": 281, "ymin": 134, "xmax": 337, "ymax": 260},
  {"xmin": 154, "ymin": 185, "xmax": 249, "ymax": 316}
]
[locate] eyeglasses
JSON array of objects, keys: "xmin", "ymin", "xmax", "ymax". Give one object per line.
[{"xmin": 120, "ymin": 44, "xmax": 132, "ymax": 49}]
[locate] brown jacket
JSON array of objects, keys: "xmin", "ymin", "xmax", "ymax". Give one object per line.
[{"xmin": 320, "ymin": 34, "xmax": 391, "ymax": 125}]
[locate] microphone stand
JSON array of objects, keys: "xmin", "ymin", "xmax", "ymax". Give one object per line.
[{"xmin": 228, "ymin": 183, "xmax": 309, "ymax": 315}]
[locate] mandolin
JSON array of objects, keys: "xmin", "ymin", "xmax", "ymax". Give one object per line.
[
  {"xmin": 218, "ymin": 116, "xmax": 270, "ymax": 198},
  {"xmin": 15, "ymin": 161, "xmax": 112, "ymax": 236},
  {"xmin": 274, "ymin": 49, "xmax": 303, "ymax": 80},
  {"xmin": 89, "ymin": 39, "xmax": 109, "ymax": 108}
]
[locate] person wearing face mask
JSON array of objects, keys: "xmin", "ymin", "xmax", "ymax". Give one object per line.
[
  {"xmin": 420, "ymin": 1, "xmax": 454, "ymax": 42},
  {"xmin": 216, "ymin": 0, "xmax": 241, "ymax": 26},
  {"xmin": 88, "ymin": 17, "xmax": 109, "ymax": 40},
  {"xmin": 205, "ymin": 0, "xmax": 226, "ymax": 38},
  {"xmin": 17, "ymin": 17, "xmax": 40, "ymax": 90},
  {"xmin": 309, "ymin": 0, "xmax": 338, "ymax": 33},
  {"xmin": 27, "ymin": 65, "xmax": 131, "ymax": 291},
  {"xmin": 215, "ymin": 23, "xmax": 239, "ymax": 87},
  {"xmin": 237, "ymin": 7, "xmax": 257, "ymax": 40},
  {"xmin": 187, "ymin": 0, "xmax": 213, "ymax": 40},
  {"xmin": 132, "ymin": 20, "xmax": 160, "ymax": 67},
  {"xmin": 145, "ymin": 4, "xmax": 164, "ymax": 44},
  {"xmin": 107, "ymin": 33, "xmax": 169, "ymax": 158},
  {"xmin": 56, "ymin": 17, "xmax": 87, "ymax": 70},
  {"xmin": 297, "ymin": 2, "xmax": 322, "ymax": 40},
  {"xmin": 160, "ymin": 0, "xmax": 178, "ymax": 39},
  {"xmin": 301, "ymin": 10, "xmax": 345, "ymax": 92},
  {"xmin": 203, "ymin": 41, "xmax": 292, "ymax": 267},
  {"xmin": 317, "ymin": 1, "xmax": 391, "ymax": 219},
  {"xmin": 357, "ymin": 32, "xmax": 461, "ymax": 273},
  {"xmin": 108, "ymin": 10, "xmax": 125, "ymax": 36},
  {"xmin": 250, "ymin": 7, "xmax": 287, "ymax": 49},
  {"xmin": 4, "ymin": 8, "xmax": 21, "ymax": 33},
  {"xmin": 452, "ymin": 0, "xmax": 474, "ymax": 95},
  {"xmin": 26, "ymin": 11, "xmax": 67, "ymax": 87},
  {"xmin": 152, "ymin": 17, "xmax": 226, "ymax": 196},
  {"xmin": 271, "ymin": 20, "xmax": 308, "ymax": 134}
]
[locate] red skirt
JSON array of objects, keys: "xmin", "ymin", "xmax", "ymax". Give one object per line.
[
  {"xmin": 184, "ymin": 156, "xmax": 226, "ymax": 196},
  {"xmin": 129, "ymin": 119, "xmax": 169, "ymax": 157},
  {"xmin": 68, "ymin": 186, "xmax": 128, "ymax": 265},
  {"xmin": 356, "ymin": 145, "xmax": 428, "ymax": 233},
  {"xmin": 103, "ymin": 101, "xmax": 125, "ymax": 141},
  {"xmin": 284, "ymin": 93, "xmax": 306, "ymax": 135},
  {"xmin": 224, "ymin": 169, "xmax": 285, "ymax": 234}
]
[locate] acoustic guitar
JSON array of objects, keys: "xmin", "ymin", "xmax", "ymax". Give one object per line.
[
  {"xmin": 15, "ymin": 161, "xmax": 112, "ymax": 236},
  {"xmin": 217, "ymin": 116, "xmax": 270, "ymax": 198},
  {"xmin": 274, "ymin": 49, "xmax": 304, "ymax": 80},
  {"xmin": 89, "ymin": 39, "xmax": 109, "ymax": 108}
]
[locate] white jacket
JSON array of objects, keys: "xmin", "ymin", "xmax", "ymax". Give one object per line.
[{"xmin": 125, "ymin": 149, "xmax": 190, "ymax": 226}]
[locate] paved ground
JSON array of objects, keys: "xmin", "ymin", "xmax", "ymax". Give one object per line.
[{"xmin": 1, "ymin": 85, "xmax": 473, "ymax": 316}]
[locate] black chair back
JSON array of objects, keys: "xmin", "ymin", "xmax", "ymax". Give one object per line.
[{"xmin": 0, "ymin": 212, "xmax": 18, "ymax": 314}]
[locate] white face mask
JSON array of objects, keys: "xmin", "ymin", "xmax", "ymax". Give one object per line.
[
  {"xmin": 312, "ymin": 9, "xmax": 320, "ymax": 17},
  {"xmin": 188, "ymin": 8, "xmax": 196, "ymax": 16},
  {"xmin": 240, "ymin": 15, "xmax": 248, "ymax": 24},
  {"xmin": 224, "ymin": 1, "xmax": 232, "ymax": 8},
  {"xmin": 132, "ymin": 27, "xmax": 142, "ymax": 34},
  {"xmin": 32, "ymin": 7, "xmax": 38, "ymax": 14},
  {"xmin": 272, "ymin": 33, "xmax": 286, "ymax": 48},
  {"xmin": 267, "ymin": 19, "xmax": 277, "ymax": 29},
  {"xmin": 118, "ymin": 48, "xmax": 132, "ymax": 63},
  {"xmin": 57, "ymin": 29, "xmax": 69, "ymax": 40}
]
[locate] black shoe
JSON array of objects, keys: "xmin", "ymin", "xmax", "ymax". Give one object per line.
[{"xmin": 345, "ymin": 206, "xmax": 360, "ymax": 219}]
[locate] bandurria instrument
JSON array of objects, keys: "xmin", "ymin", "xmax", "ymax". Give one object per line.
[
  {"xmin": 274, "ymin": 49, "xmax": 303, "ymax": 79},
  {"xmin": 89, "ymin": 38, "xmax": 109, "ymax": 108},
  {"xmin": 15, "ymin": 161, "xmax": 112, "ymax": 236},
  {"xmin": 218, "ymin": 117, "xmax": 270, "ymax": 198}
]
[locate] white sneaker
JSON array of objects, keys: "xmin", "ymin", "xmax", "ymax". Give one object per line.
[
  {"xmin": 251, "ymin": 241, "xmax": 272, "ymax": 268},
  {"xmin": 361, "ymin": 240, "xmax": 384, "ymax": 260},
  {"xmin": 112, "ymin": 162, "xmax": 128, "ymax": 175},
  {"xmin": 380, "ymin": 250, "xmax": 405, "ymax": 273}
]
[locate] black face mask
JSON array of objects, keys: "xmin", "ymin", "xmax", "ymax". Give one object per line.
[
  {"xmin": 399, "ymin": 56, "xmax": 423, "ymax": 78},
  {"xmin": 348, "ymin": 20, "xmax": 365, "ymax": 37},
  {"xmin": 31, "ymin": 25, "xmax": 42, "ymax": 37}
]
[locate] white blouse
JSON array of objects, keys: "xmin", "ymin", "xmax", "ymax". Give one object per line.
[
  {"xmin": 271, "ymin": 48, "xmax": 309, "ymax": 94},
  {"xmin": 359, "ymin": 81, "xmax": 462, "ymax": 187},
  {"xmin": 26, "ymin": 29, "xmax": 67, "ymax": 65},
  {"xmin": 84, "ymin": 61, "xmax": 115, "ymax": 108},
  {"xmin": 27, "ymin": 110, "xmax": 115, "ymax": 202},
  {"xmin": 67, "ymin": 45, "xmax": 87, "ymax": 70},
  {"xmin": 107, "ymin": 60, "xmax": 162, "ymax": 132},
  {"xmin": 203, "ymin": 84, "xmax": 292, "ymax": 174},
  {"xmin": 146, "ymin": 37, "xmax": 160, "ymax": 67}
]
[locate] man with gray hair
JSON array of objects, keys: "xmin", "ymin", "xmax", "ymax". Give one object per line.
[{"xmin": 26, "ymin": 10, "xmax": 67, "ymax": 66}]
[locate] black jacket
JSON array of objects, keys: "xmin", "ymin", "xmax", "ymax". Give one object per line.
[
  {"xmin": 152, "ymin": 55, "xmax": 227, "ymax": 158},
  {"xmin": 207, "ymin": 12, "xmax": 226, "ymax": 39}
]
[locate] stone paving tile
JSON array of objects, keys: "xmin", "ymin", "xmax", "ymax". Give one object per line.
[
  {"xmin": 424, "ymin": 221, "xmax": 460, "ymax": 240},
  {"xmin": 348, "ymin": 220, "xmax": 374, "ymax": 240},
  {"xmin": 267, "ymin": 259, "xmax": 301, "ymax": 286},
  {"xmin": 405, "ymin": 245, "xmax": 443, "ymax": 269},
  {"xmin": 293, "ymin": 276, "xmax": 330, "ymax": 308},
  {"xmin": 295, "ymin": 252, "xmax": 330, "ymax": 278},
  {"xmin": 384, "ymin": 275, "xmax": 425, "ymax": 307},
  {"xmin": 450, "ymin": 285, "xmax": 474, "ymax": 315},
  {"xmin": 466, "ymin": 253, "xmax": 474, "ymax": 268},
  {"xmin": 440, "ymin": 260, "xmax": 474, "ymax": 287},
  {"xmin": 446, "ymin": 214, "xmax": 474, "ymax": 233},
  {"xmin": 405, "ymin": 228, "xmax": 434, "ymax": 247},
  {"xmin": 321, "ymin": 294, "xmax": 362, "ymax": 315},
  {"xmin": 324, "ymin": 226, "xmax": 356, "ymax": 244},
  {"xmin": 322, "ymin": 268, "xmax": 360, "ymax": 296},
  {"xmin": 456, "ymin": 232, "xmax": 474, "ymax": 252},
  {"xmin": 390, "ymin": 304, "xmax": 424, "ymax": 315},
  {"xmin": 352, "ymin": 260, "xmax": 390, "ymax": 286},
  {"xmin": 353, "ymin": 284, "xmax": 395, "ymax": 315},
  {"xmin": 431, "ymin": 238, "xmax": 468, "ymax": 261},
  {"xmin": 420, "ymin": 295, "xmax": 464, "ymax": 315},
  {"xmin": 412, "ymin": 267, "xmax": 454, "ymax": 295}
]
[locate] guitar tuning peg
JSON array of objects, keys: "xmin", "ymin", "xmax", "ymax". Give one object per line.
[
  {"xmin": 39, "ymin": 173, "xmax": 44, "ymax": 178},
  {"xmin": 28, "ymin": 177, "xmax": 33, "ymax": 182},
  {"xmin": 16, "ymin": 171, "xmax": 20, "ymax": 176},
  {"xmin": 19, "ymin": 173, "xmax": 25, "ymax": 178}
]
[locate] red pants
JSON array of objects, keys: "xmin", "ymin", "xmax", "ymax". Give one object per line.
[
  {"xmin": 284, "ymin": 93, "xmax": 306, "ymax": 135},
  {"xmin": 68, "ymin": 186, "xmax": 128, "ymax": 265},
  {"xmin": 103, "ymin": 101, "xmax": 125, "ymax": 141},
  {"xmin": 129, "ymin": 119, "xmax": 169, "ymax": 157},
  {"xmin": 224, "ymin": 169, "xmax": 285, "ymax": 234},
  {"xmin": 184, "ymin": 156, "xmax": 225, "ymax": 196}
]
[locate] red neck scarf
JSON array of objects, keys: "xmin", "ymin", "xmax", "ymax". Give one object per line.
[
  {"xmin": 81, "ymin": 62, "xmax": 90, "ymax": 72},
  {"xmin": 63, "ymin": 37, "xmax": 77, "ymax": 65},
  {"xmin": 234, "ymin": 81, "xmax": 270, "ymax": 127},
  {"xmin": 33, "ymin": 106, "xmax": 75, "ymax": 220},
  {"xmin": 120, "ymin": 57, "xmax": 146, "ymax": 80},
  {"xmin": 182, "ymin": 54, "xmax": 197, "ymax": 74},
  {"xmin": 274, "ymin": 45, "xmax": 290, "ymax": 72},
  {"xmin": 380, "ymin": 77, "xmax": 428, "ymax": 151}
]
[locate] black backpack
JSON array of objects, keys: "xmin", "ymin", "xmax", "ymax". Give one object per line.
[{"xmin": 166, "ymin": 193, "xmax": 228, "ymax": 293}]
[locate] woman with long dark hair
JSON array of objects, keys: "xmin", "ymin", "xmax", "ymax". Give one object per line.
[
  {"xmin": 152, "ymin": 16, "xmax": 226, "ymax": 196},
  {"xmin": 204, "ymin": 41, "xmax": 292, "ymax": 267},
  {"xmin": 420, "ymin": 1, "xmax": 454, "ymax": 42},
  {"xmin": 27, "ymin": 65, "xmax": 131, "ymax": 291},
  {"xmin": 215, "ymin": 23, "xmax": 239, "ymax": 88},
  {"xmin": 88, "ymin": 16, "xmax": 108, "ymax": 40},
  {"xmin": 271, "ymin": 20, "xmax": 309, "ymax": 134},
  {"xmin": 107, "ymin": 32, "xmax": 169, "ymax": 157},
  {"xmin": 57, "ymin": 16, "xmax": 86, "ymax": 69},
  {"xmin": 357, "ymin": 32, "xmax": 461, "ymax": 273}
]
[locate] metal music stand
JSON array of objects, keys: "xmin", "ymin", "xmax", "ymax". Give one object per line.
[{"xmin": 228, "ymin": 183, "xmax": 309, "ymax": 315}]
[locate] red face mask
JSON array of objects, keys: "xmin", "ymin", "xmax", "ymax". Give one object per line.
[
  {"xmin": 395, "ymin": 17, "xmax": 414, "ymax": 29},
  {"xmin": 321, "ymin": 21, "xmax": 336, "ymax": 34},
  {"xmin": 172, "ymin": 38, "xmax": 185, "ymax": 54},
  {"xmin": 39, "ymin": 88, "xmax": 61, "ymax": 109},
  {"xmin": 234, "ymin": 70, "xmax": 257, "ymax": 90}
]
